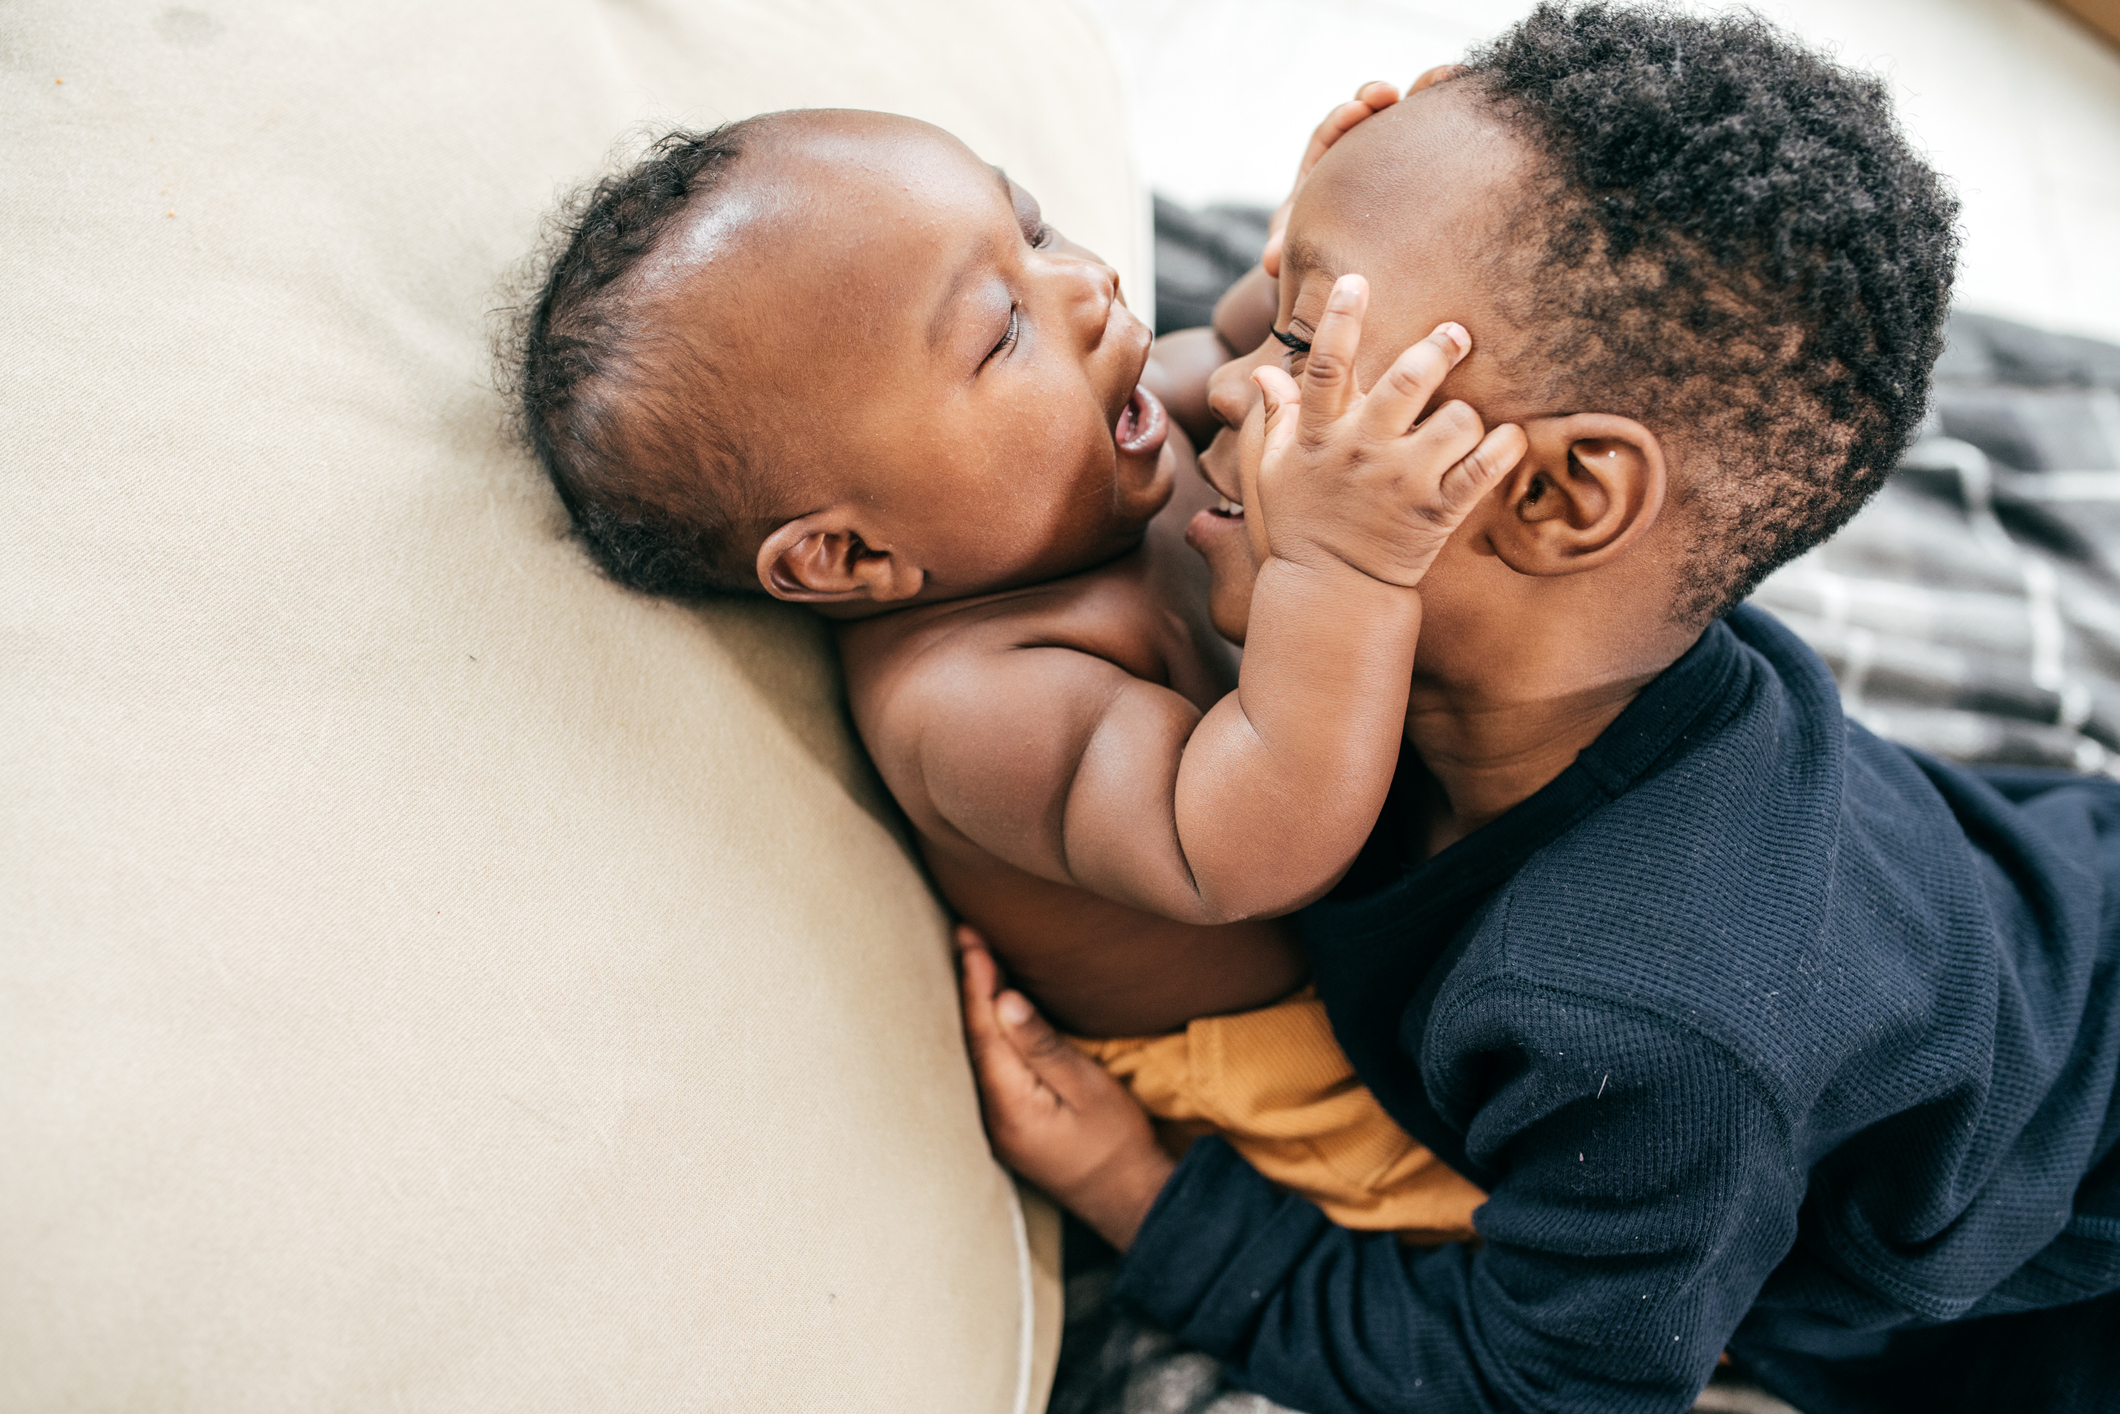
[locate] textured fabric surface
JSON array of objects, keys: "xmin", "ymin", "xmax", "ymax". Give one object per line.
[
  {"xmin": 1069, "ymin": 991, "xmax": 1483, "ymax": 1237},
  {"xmin": 1755, "ymin": 315, "xmax": 2120, "ymax": 776},
  {"xmin": 1150, "ymin": 196, "xmax": 1271, "ymax": 335},
  {"xmin": 0, "ymin": 1, "xmax": 1143, "ymax": 1408},
  {"xmin": 1111, "ymin": 609, "xmax": 2120, "ymax": 1414}
]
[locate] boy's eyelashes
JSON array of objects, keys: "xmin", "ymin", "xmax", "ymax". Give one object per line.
[{"xmin": 1271, "ymin": 326, "xmax": 1312, "ymax": 355}]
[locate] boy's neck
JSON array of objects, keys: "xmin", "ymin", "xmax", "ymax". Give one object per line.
[{"xmin": 1403, "ymin": 630, "xmax": 1697, "ymax": 858}]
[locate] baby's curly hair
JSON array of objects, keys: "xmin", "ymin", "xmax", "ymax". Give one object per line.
[
  {"xmin": 1463, "ymin": 3, "xmax": 1960, "ymax": 621},
  {"xmin": 508, "ymin": 121, "xmax": 765, "ymax": 598}
]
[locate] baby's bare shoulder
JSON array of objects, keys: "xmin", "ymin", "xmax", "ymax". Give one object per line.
[
  {"xmin": 841, "ymin": 550, "xmax": 1172, "ymax": 717},
  {"xmin": 826, "ymin": 555, "xmax": 1170, "ymax": 838}
]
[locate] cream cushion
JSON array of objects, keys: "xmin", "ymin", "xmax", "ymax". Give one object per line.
[{"xmin": 0, "ymin": 0, "xmax": 1145, "ymax": 1408}]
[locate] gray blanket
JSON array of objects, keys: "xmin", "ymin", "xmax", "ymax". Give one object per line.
[{"xmin": 1754, "ymin": 312, "xmax": 2120, "ymax": 775}]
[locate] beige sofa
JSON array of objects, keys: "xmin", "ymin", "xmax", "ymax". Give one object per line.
[{"xmin": 2, "ymin": 1, "xmax": 1149, "ymax": 1408}]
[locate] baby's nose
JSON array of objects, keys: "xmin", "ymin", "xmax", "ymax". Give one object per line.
[{"xmin": 1056, "ymin": 251, "xmax": 1116, "ymax": 317}]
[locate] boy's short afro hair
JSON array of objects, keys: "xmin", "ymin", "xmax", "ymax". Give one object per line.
[
  {"xmin": 509, "ymin": 121, "xmax": 765, "ymax": 599},
  {"xmin": 1464, "ymin": 3, "xmax": 1960, "ymax": 621}
]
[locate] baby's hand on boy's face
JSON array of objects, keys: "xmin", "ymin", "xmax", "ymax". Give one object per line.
[
  {"xmin": 956, "ymin": 927, "xmax": 1173, "ymax": 1251},
  {"xmin": 1246, "ymin": 275, "xmax": 1527, "ymax": 591}
]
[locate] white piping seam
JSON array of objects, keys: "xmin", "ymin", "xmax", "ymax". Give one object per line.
[{"xmin": 1009, "ymin": 1182, "xmax": 1035, "ymax": 1414}]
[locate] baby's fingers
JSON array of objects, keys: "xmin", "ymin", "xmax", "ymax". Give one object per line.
[
  {"xmin": 1436, "ymin": 422, "xmax": 1529, "ymax": 518},
  {"xmin": 1252, "ymin": 364, "xmax": 1301, "ymax": 449},
  {"xmin": 1358, "ymin": 322, "xmax": 1471, "ymax": 442},
  {"xmin": 1296, "ymin": 83, "xmax": 1402, "ymax": 179},
  {"xmin": 1297, "ymin": 275, "xmax": 1369, "ymax": 428}
]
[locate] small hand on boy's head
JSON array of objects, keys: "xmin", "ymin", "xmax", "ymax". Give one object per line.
[{"xmin": 521, "ymin": 109, "xmax": 1175, "ymax": 612}]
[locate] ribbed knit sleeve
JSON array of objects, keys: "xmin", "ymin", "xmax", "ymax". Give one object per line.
[{"xmin": 1114, "ymin": 991, "xmax": 1804, "ymax": 1414}]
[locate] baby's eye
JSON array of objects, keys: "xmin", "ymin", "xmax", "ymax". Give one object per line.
[
  {"xmin": 1270, "ymin": 326, "xmax": 1311, "ymax": 355},
  {"xmin": 982, "ymin": 304, "xmax": 1022, "ymax": 367},
  {"xmin": 1025, "ymin": 220, "xmax": 1055, "ymax": 250}
]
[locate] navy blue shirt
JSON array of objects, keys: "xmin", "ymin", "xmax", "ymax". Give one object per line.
[{"xmin": 1113, "ymin": 607, "xmax": 2120, "ymax": 1414}]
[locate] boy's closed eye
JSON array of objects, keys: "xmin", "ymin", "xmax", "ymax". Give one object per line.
[{"xmin": 1272, "ymin": 325, "xmax": 1313, "ymax": 375}]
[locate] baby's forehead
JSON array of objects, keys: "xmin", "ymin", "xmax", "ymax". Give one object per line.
[
  {"xmin": 633, "ymin": 114, "xmax": 1006, "ymax": 436},
  {"xmin": 730, "ymin": 111, "xmax": 997, "ymax": 233},
  {"xmin": 648, "ymin": 113, "xmax": 1002, "ymax": 321}
]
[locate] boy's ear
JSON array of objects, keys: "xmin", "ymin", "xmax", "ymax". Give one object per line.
[
  {"xmin": 1485, "ymin": 414, "xmax": 1667, "ymax": 577},
  {"xmin": 756, "ymin": 510, "xmax": 925, "ymax": 604}
]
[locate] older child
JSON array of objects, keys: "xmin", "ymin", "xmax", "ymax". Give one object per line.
[
  {"xmin": 515, "ymin": 87, "xmax": 1514, "ymax": 1236},
  {"xmin": 964, "ymin": 7, "xmax": 2120, "ymax": 1414}
]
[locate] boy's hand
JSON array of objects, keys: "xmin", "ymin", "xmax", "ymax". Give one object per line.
[
  {"xmin": 1247, "ymin": 275, "xmax": 1526, "ymax": 591},
  {"xmin": 957, "ymin": 926, "xmax": 1173, "ymax": 1251}
]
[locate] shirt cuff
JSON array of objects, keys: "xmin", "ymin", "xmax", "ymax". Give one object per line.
[{"xmin": 1110, "ymin": 1135, "xmax": 1334, "ymax": 1352}]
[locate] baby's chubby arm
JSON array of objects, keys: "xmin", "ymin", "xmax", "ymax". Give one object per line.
[{"xmin": 892, "ymin": 281, "xmax": 1525, "ymax": 925}]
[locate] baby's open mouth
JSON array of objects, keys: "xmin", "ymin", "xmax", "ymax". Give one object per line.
[
  {"xmin": 1210, "ymin": 494, "xmax": 1244, "ymax": 518},
  {"xmin": 1114, "ymin": 384, "xmax": 1169, "ymax": 456}
]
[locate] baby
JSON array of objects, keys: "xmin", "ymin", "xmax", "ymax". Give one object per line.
[{"xmin": 514, "ymin": 88, "xmax": 1510, "ymax": 1235}]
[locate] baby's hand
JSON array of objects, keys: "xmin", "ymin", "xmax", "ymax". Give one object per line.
[
  {"xmin": 1248, "ymin": 275, "xmax": 1526, "ymax": 591},
  {"xmin": 956, "ymin": 926, "xmax": 1173, "ymax": 1250}
]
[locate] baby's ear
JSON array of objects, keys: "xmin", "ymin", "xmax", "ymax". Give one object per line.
[
  {"xmin": 1486, "ymin": 414, "xmax": 1667, "ymax": 576},
  {"xmin": 757, "ymin": 511, "xmax": 924, "ymax": 604}
]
